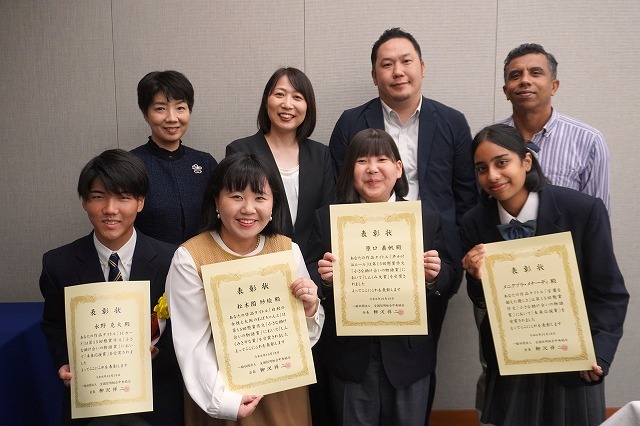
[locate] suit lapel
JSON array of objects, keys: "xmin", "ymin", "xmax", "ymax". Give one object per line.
[
  {"xmin": 534, "ymin": 187, "xmax": 563, "ymax": 236},
  {"xmin": 417, "ymin": 97, "xmax": 437, "ymax": 184},
  {"xmin": 130, "ymin": 233, "xmax": 158, "ymax": 283},
  {"xmin": 74, "ymin": 233, "xmax": 106, "ymax": 283},
  {"xmin": 254, "ymin": 132, "xmax": 295, "ymax": 235},
  {"xmin": 297, "ymin": 142, "xmax": 315, "ymax": 230},
  {"xmin": 363, "ymin": 98, "xmax": 385, "ymax": 129},
  {"xmin": 482, "ymin": 201, "xmax": 505, "ymax": 242}
]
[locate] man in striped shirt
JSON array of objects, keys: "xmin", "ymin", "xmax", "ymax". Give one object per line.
[
  {"xmin": 472, "ymin": 43, "xmax": 613, "ymax": 425},
  {"xmin": 499, "ymin": 43, "xmax": 610, "ymax": 213}
]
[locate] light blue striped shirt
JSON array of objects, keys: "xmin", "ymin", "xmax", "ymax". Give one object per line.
[{"xmin": 500, "ymin": 108, "xmax": 610, "ymax": 213}]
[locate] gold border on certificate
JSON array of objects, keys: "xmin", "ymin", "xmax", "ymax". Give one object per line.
[
  {"xmin": 65, "ymin": 281, "xmax": 152, "ymax": 419},
  {"xmin": 480, "ymin": 232, "xmax": 596, "ymax": 375},
  {"xmin": 330, "ymin": 201, "xmax": 427, "ymax": 336},
  {"xmin": 201, "ymin": 251, "xmax": 316, "ymax": 395}
]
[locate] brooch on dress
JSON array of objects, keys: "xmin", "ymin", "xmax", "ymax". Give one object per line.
[{"xmin": 192, "ymin": 164, "xmax": 203, "ymax": 174}]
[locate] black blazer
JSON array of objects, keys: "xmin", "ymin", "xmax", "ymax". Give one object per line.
[
  {"xmin": 461, "ymin": 185, "xmax": 628, "ymax": 386},
  {"xmin": 226, "ymin": 131, "xmax": 335, "ymax": 267},
  {"xmin": 307, "ymin": 198, "xmax": 455, "ymax": 388},
  {"xmin": 329, "ymin": 96, "xmax": 478, "ymax": 286},
  {"xmin": 39, "ymin": 231, "xmax": 183, "ymax": 425}
]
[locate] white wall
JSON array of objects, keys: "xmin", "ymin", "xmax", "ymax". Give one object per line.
[{"xmin": 1, "ymin": 0, "xmax": 638, "ymax": 408}]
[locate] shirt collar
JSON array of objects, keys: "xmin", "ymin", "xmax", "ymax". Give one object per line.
[
  {"xmin": 211, "ymin": 231, "xmax": 264, "ymax": 257},
  {"xmin": 359, "ymin": 192, "xmax": 396, "ymax": 203},
  {"xmin": 497, "ymin": 191, "xmax": 539, "ymax": 224},
  {"xmin": 380, "ymin": 97, "xmax": 422, "ymax": 124},
  {"xmin": 505, "ymin": 107, "xmax": 559, "ymax": 140},
  {"xmin": 93, "ymin": 228, "xmax": 137, "ymax": 269},
  {"xmin": 145, "ymin": 137, "xmax": 185, "ymax": 161}
]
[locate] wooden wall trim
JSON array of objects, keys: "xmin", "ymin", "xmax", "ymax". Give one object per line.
[{"xmin": 429, "ymin": 408, "xmax": 620, "ymax": 425}]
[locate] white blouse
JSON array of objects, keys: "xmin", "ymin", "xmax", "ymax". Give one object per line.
[{"xmin": 279, "ymin": 165, "xmax": 300, "ymax": 226}]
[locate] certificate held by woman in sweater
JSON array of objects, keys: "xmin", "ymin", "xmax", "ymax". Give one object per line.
[{"xmin": 201, "ymin": 251, "xmax": 316, "ymax": 395}]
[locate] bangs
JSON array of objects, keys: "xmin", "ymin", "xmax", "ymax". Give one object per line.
[
  {"xmin": 353, "ymin": 131, "xmax": 399, "ymax": 161},
  {"xmin": 220, "ymin": 159, "xmax": 268, "ymax": 194}
]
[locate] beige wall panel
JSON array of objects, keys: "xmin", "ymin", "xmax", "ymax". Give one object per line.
[
  {"xmin": 494, "ymin": 0, "xmax": 640, "ymax": 406},
  {"xmin": 0, "ymin": 0, "xmax": 116, "ymax": 301},
  {"xmin": 111, "ymin": 0, "xmax": 305, "ymax": 161}
]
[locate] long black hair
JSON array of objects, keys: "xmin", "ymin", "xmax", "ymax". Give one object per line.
[{"xmin": 472, "ymin": 124, "xmax": 547, "ymax": 202}]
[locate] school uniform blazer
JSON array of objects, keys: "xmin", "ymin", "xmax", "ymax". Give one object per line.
[
  {"xmin": 226, "ymin": 131, "xmax": 335, "ymax": 266},
  {"xmin": 307, "ymin": 197, "xmax": 455, "ymax": 389},
  {"xmin": 329, "ymin": 96, "xmax": 478, "ymax": 283},
  {"xmin": 461, "ymin": 185, "xmax": 629, "ymax": 386},
  {"xmin": 39, "ymin": 230, "xmax": 182, "ymax": 424}
]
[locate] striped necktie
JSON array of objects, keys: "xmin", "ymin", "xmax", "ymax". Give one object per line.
[{"xmin": 108, "ymin": 252, "xmax": 123, "ymax": 281}]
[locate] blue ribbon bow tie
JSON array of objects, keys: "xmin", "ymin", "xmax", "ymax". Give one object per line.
[{"xmin": 497, "ymin": 219, "xmax": 537, "ymax": 240}]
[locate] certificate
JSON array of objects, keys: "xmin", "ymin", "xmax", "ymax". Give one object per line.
[
  {"xmin": 480, "ymin": 232, "xmax": 596, "ymax": 375},
  {"xmin": 202, "ymin": 251, "xmax": 316, "ymax": 395},
  {"xmin": 65, "ymin": 281, "xmax": 152, "ymax": 419},
  {"xmin": 330, "ymin": 201, "xmax": 427, "ymax": 336}
]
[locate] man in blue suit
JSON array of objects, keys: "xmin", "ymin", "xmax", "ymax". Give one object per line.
[
  {"xmin": 40, "ymin": 149, "xmax": 183, "ymax": 425},
  {"xmin": 328, "ymin": 27, "xmax": 478, "ymax": 420}
]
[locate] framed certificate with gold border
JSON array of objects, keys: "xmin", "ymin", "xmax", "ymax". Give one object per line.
[
  {"xmin": 330, "ymin": 201, "xmax": 427, "ymax": 336},
  {"xmin": 480, "ymin": 232, "xmax": 596, "ymax": 375},
  {"xmin": 65, "ymin": 281, "xmax": 152, "ymax": 419},
  {"xmin": 202, "ymin": 250, "xmax": 316, "ymax": 395}
]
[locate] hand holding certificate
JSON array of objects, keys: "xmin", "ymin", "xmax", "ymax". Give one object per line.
[
  {"xmin": 64, "ymin": 281, "xmax": 153, "ymax": 419},
  {"xmin": 479, "ymin": 232, "xmax": 596, "ymax": 375},
  {"xmin": 329, "ymin": 201, "xmax": 428, "ymax": 336}
]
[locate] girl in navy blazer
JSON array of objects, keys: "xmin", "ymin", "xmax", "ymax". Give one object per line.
[
  {"xmin": 309, "ymin": 128, "xmax": 455, "ymax": 425},
  {"xmin": 461, "ymin": 124, "xmax": 628, "ymax": 426}
]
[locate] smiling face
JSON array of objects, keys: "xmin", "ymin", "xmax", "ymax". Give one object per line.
[
  {"xmin": 266, "ymin": 75, "xmax": 307, "ymax": 136},
  {"xmin": 82, "ymin": 180, "xmax": 144, "ymax": 251},
  {"xmin": 144, "ymin": 93, "xmax": 191, "ymax": 150},
  {"xmin": 353, "ymin": 155, "xmax": 403, "ymax": 203},
  {"xmin": 474, "ymin": 140, "xmax": 532, "ymax": 216},
  {"xmin": 215, "ymin": 183, "xmax": 273, "ymax": 254},
  {"xmin": 372, "ymin": 37, "xmax": 425, "ymax": 109},
  {"xmin": 503, "ymin": 53, "xmax": 559, "ymax": 115}
]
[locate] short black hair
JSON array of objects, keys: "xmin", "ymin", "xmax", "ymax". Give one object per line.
[
  {"xmin": 503, "ymin": 43, "xmax": 558, "ymax": 82},
  {"xmin": 371, "ymin": 27, "xmax": 422, "ymax": 70},
  {"xmin": 337, "ymin": 128, "xmax": 408, "ymax": 203},
  {"xmin": 137, "ymin": 70, "xmax": 195, "ymax": 113},
  {"xmin": 257, "ymin": 67, "xmax": 317, "ymax": 142},
  {"xmin": 202, "ymin": 152, "xmax": 287, "ymax": 236},
  {"xmin": 77, "ymin": 149, "xmax": 149, "ymax": 200},
  {"xmin": 472, "ymin": 124, "xmax": 547, "ymax": 202}
]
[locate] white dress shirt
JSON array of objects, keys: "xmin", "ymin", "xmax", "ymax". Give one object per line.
[
  {"xmin": 497, "ymin": 192, "xmax": 540, "ymax": 224},
  {"xmin": 93, "ymin": 230, "xmax": 137, "ymax": 281},
  {"xmin": 381, "ymin": 97, "xmax": 422, "ymax": 201}
]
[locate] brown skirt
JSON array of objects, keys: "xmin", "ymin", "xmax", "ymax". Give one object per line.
[{"xmin": 184, "ymin": 386, "xmax": 311, "ymax": 426}]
